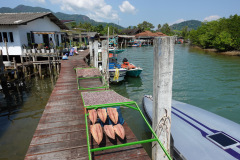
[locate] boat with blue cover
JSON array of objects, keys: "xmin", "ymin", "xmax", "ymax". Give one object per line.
[
  {"xmin": 109, "ymin": 62, "xmax": 127, "ymax": 82},
  {"xmin": 142, "ymin": 95, "xmax": 240, "ymax": 160}
]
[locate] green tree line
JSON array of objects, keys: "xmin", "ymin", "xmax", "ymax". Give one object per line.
[
  {"xmin": 189, "ymin": 14, "xmax": 240, "ymax": 51},
  {"xmin": 70, "ymin": 22, "xmax": 122, "ymax": 35},
  {"xmin": 70, "ymin": 20, "xmax": 190, "ymax": 37}
]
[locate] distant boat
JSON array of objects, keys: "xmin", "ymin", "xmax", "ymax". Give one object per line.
[
  {"xmin": 142, "ymin": 95, "xmax": 240, "ymax": 160},
  {"xmin": 109, "ymin": 48, "xmax": 125, "ymax": 54}
]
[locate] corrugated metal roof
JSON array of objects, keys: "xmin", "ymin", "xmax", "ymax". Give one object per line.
[
  {"xmin": 135, "ymin": 31, "xmax": 167, "ymax": 37},
  {"xmin": 0, "ymin": 12, "xmax": 68, "ymax": 30}
]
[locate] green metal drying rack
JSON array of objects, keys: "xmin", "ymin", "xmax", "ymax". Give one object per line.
[
  {"xmin": 75, "ymin": 67, "xmax": 108, "ymax": 90},
  {"xmin": 81, "ymin": 90, "xmax": 172, "ymax": 160}
]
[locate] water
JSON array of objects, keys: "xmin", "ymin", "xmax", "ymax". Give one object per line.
[
  {"xmin": 1, "ymin": 44, "xmax": 240, "ymax": 159},
  {"xmin": 0, "ymin": 77, "xmax": 56, "ymax": 160},
  {"xmin": 110, "ymin": 44, "xmax": 240, "ymax": 156}
]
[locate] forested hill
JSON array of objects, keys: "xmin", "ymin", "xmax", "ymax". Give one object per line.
[
  {"xmin": 171, "ymin": 20, "xmax": 202, "ymax": 30},
  {"xmin": 0, "ymin": 5, "xmax": 124, "ymax": 29}
]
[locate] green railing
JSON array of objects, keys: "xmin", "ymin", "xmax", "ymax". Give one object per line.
[
  {"xmin": 81, "ymin": 92, "xmax": 172, "ymax": 160},
  {"xmin": 75, "ymin": 67, "xmax": 108, "ymax": 90}
]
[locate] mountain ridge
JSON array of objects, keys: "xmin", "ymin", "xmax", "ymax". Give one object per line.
[
  {"xmin": 170, "ymin": 20, "xmax": 202, "ymax": 30},
  {"xmin": 0, "ymin": 5, "xmax": 124, "ymax": 29}
]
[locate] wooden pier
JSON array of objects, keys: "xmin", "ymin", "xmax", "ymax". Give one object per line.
[{"xmin": 25, "ymin": 50, "xmax": 150, "ymax": 159}]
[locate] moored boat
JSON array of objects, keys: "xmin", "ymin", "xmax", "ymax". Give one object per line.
[
  {"xmin": 121, "ymin": 58, "xmax": 142, "ymax": 77},
  {"xmin": 109, "ymin": 62, "xmax": 127, "ymax": 82},
  {"xmin": 142, "ymin": 95, "xmax": 240, "ymax": 160}
]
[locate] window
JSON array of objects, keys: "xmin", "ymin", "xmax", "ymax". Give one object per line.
[
  {"xmin": 0, "ymin": 32, "xmax": 2, "ymax": 42},
  {"xmin": 2, "ymin": 32, "xmax": 8, "ymax": 42},
  {"xmin": 9, "ymin": 32, "xmax": 14, "ymax": 42},
  {"xmin": 0, "ymin": 32, "xmax": 14, "ymax": 43}
]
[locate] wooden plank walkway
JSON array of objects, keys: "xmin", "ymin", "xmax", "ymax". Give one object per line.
[{"xmin": 25, "ymin": 50, "xmax": 150, "ymax": 160}]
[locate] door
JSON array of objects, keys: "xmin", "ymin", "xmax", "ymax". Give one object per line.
[{"xmin": 42, "ymin": 34, "xmax": 49, "ymax": 47}]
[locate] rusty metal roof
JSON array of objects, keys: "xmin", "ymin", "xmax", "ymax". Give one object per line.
[{"xmin": 135, "ymin": 31, "xmax": 167, "ymax": 38}]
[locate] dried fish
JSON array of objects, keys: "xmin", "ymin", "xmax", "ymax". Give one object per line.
[
  {"xmin": 97, "ymin": 108, "xmax": 107, "ymax": 123},
  {"xmin": 90, "ymin": 123, "xmax": 103, "ymax": 145},
  {"xmin": 88, "ymin": 109, "xmax": 97, "ymax": 124},
  {"xmin": 114, "ymin": 124, "xmax": 125, "ymax": 139},
  {"xmin": 104, "ymin": 125, "xmax": 115, "ymax": 139},
  {"xmin": 107, "ymin": 108, "xmax": 118, "ymax": 124}
]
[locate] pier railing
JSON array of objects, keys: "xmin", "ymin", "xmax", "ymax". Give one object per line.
[{"xmin": 81, "ymin": 90, "xmax": 172, "ymax": 160}]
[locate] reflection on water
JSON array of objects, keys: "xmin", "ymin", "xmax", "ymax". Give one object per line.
[
  {"xmin": 0, "ymin": 76, "xmax": 56, "ymax": 160},
  {"xmin": 1, "ymin": 44, "xmax": 240, "ymax": 159}
]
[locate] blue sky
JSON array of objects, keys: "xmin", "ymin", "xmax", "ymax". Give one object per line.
[{"xmin": 1, "ymin": 0, "xmax": 240, "ymax": 28}]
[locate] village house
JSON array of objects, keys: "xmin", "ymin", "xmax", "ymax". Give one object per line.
[{"xmin": 0, "ymin": 12, "xmax": 68, "ymax": 56}]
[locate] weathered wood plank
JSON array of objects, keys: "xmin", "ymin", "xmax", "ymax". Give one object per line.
[
  {"xmin": 25, "ymin": 147, "xmax": 88, "ymax": 160},
  {"xmin": 31, "ymin": 131, "xmax": 86, "ymax": 145},
  {"xmin": 34, "ymin": 124, "xmax": 86, "ymax": 137},
  {"xmin": 25, "ymin": 49, "xmax": 150, "ymax": 160}
]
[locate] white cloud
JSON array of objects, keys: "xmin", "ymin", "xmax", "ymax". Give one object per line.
[
  {"xmin": 50, "ymin": 0, "xmax": 119, "ymax": 21},
  {"xmin": 119, "ymin": 1, "xmax": 136, "ymax": 14},
  {"xmin": 170, "ymin": 19, "xmax": 185, "ymax": 25},
  {"xmin": 204, "ymin": 15, "xmax": 220, "ymax": 21}
]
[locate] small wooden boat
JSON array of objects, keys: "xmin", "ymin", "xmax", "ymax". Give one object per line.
[
  {"xmin": 104, "ymin": 125, "xmax": 115, "ymax": 139},
  {"xmin": 88, "ymin": 109, "xmax": 97, "ymax": 124},
  {"xmin": 97, "ymin": 108, "xmax": 107, "ymax": 123},
  {"xmin": 109, "ymin": 63, "xmax": 127, "ymax": 82},
  {"xmin": 121, "ymin": 58, "xmax": 142, "ymax": 77},
  {"xmin": 126, "ymin": 67, "xmax": 143, "ymax": 77},
  {"xmin": 90, "ymin": 123, "xmax": 103, "ymax": 145},
  {"xmin": 107, "ymin": 108, "xmax": 118, "ymax": 124},
  {"xmin": 109, "ymin": 48, "xmax": 125, "ymax": 54},
  {"xmin": 114, "ymin": 124, "xmax": 125, "ymax": 139}
]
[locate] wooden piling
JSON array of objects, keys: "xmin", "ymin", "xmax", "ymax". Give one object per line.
[
  {"xmin": 0, "ymin": 50, "xmax": 3, "ymax": 71},
  {"xmin": 31, "ymin": 55, "xmax": 35, "ymax": 69},
  {"xmin": 13, "ymin": 57, "xmax": 18, "ymax": 79},
  {"xmin": 48, "ymin": 56, "xmax": 51, "ymax": 75},
  {"xmin": 4, "ymin": 38, "xmax": 10, "ymax": 61},
  {"xmin": 39, "ymin": 64, "xmax": 42, "ymax": 79},
  {"xmin": 152, "ymin": 36, "xmax": 175, "ymax": 160}
]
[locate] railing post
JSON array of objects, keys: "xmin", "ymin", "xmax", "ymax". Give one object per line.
[{"xmin": 152, "ymin": 36, "xmax": 175, "ymax": 160}]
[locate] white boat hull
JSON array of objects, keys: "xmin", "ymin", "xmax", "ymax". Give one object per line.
[
  {"xmin": 109, "ymin": 68, "xmax": 127, "ymax": 82},
  {"xmin": 143, "ymin": 95, "xmax": 240, "ymax": 160}
]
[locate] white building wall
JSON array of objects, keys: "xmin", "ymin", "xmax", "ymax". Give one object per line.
[
  {"xmin": 0, "ymin": 16, "xmax": 62, "ymax": 56},
  {"xmin": 0, "ymin": 26, "xmax": 22, "ymax": 56}
]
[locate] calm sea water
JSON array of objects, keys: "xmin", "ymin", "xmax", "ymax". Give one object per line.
[
  {"xmin": 110, "ymin": 44, "xmax": 240, "ymax": 156},
  {"xmin": 0, "ymin": 77, "xmax": 56, "ymax": 160},
  {"xmin": 1, "ymin": 44, "xmax": 240, "ymax": 159}
]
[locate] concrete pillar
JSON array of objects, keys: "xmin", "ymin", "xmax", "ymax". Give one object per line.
[
  {"xmin": 93, "ymin": 41, "xmax": 98, "ymax": 68},
  {"xmin": 152, "ymin": 36, "xmax": 175, "ymax": 160},
  {"xmin": 101, "ymin": 40, "xmax": 109, "ymax": 85},
  {"xmin": 89, "ymin": 41, "xmax": 93, "ymax": 66}
]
